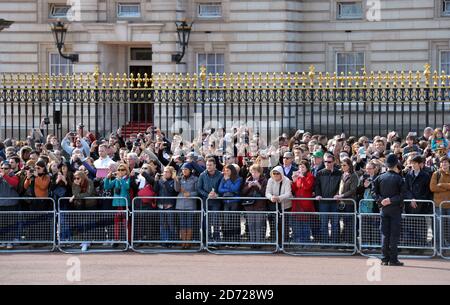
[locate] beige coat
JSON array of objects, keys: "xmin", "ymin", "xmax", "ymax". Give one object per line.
[{"xmin": 429, "ymin": 170, "xmax": 450, "ymax": 208}]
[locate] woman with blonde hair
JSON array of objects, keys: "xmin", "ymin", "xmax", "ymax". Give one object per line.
[
  {"xmin": 154, "ymin": 166, "xmax": 178, "ymax": 247},
  {"xmin": 104, "ymin": 163, "xmax": 131, "ymax": 243},
  {"xmin": 69, "ymin": 170, "xmax": 96, "ymax": 251}
]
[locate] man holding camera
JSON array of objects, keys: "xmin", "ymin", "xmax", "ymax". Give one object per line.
[
  {"xmin": 0, "ymin": 161, "xmax": 20, "ymax": 249},
  {"xmin": 61, "ymin": 131, "xmax": 90, "ymax": 159}
]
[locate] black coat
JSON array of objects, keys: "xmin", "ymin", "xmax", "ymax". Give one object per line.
[
  {"xmin": 404, "ymin": 169, "xmax": 432, "ymax": 213},
  {"xmin": 314, "ymin": 167, "xmax": 342, "ymax": 198},
  {"xmin": 371, "ymin": 170, "xmax": 407, "ymax": 210}
]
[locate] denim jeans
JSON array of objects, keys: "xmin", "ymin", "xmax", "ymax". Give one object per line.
[
  {"xmin": 246, "ymin": 213, "xmax": 266, "ymax": 244},
  {"xmin": 207, "ymin": 199, "xmax": 223, "ymax": 242},
  {"xmin": 319, "ymin": 203, "xmax": 339, "ymax": 244},
  {"xmin": 292, "ymin": 219, "xmax": 311, "ymax": 243},
  {"xmin": 159, "ymin": 207, "xmax": 176, "ymax": 242}
]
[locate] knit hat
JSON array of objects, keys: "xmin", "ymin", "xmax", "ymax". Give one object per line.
[
  {"xmin": 180, "ymin": 163, "xmax": 194, "ymax": 171},
  {"xmin": 385, "ymin": 154, "xmax": 399, "ymax": 168}
]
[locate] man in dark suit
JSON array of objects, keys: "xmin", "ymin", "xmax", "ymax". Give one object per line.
[{"xmin": 281, "ymin": 152, "xmax": 298, "ymax": 181}]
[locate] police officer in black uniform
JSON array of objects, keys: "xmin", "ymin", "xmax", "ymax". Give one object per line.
[{"xmin": 371, "ymin": 154, "xmax": 406, "ymax": 266}]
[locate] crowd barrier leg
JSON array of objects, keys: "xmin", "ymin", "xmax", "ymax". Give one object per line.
[
  {"xmin": 0, "ymin": 198, "xmax": 56, "ymax": 253},
  {"xmin": 282, "ymin": 199, "xmax": 357, "ymax": 256},
  {"xmin": 358, "ymin": 200, "xmax": 437, "ymax": 259},
  {"xmin": 57, "ymin": 197, "xmax": 129, "ymax": 254},
  {"xmin": 440, "ymin": 202, "xmax": 450, "ymax": 259},
  {"xmin": 205, "ymin": 198, "xmax": 279, "ymax": 255},
  {"xmin": 130, "ymin": 197, "xmax": 203, "ymax": 253}
]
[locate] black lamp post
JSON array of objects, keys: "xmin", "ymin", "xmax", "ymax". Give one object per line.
[
  {"xmin": 0, "ymin": 19, "xmax": 13, "ymax": 31},
  {"xmin": 50, "ymin": 20, "xmax": 79, "ymax": 63},
  {"xmin": 172, "ymin": 20, "xmax": 193, "ymax": 63}
]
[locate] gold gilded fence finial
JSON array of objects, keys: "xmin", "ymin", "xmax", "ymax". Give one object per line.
[
  {"xmin": 308, "ymin": 65, "xmax": 315, "ymax": 87},
  {"xmin": 424, "ymin": 63, "xmax": 431, "ymax": 87},
  {"xmin": 408, "ymin": 71, "xmax": 413, "ymax": 88},
  {"xmin": 392, "ymin": 71, "xmax": 398, "ymax": 88},
  {"xmin": 354, "ymin": 72, "xmax": 360, "ymax": 88},
  {"xmin": 200, "ymin": 65, "xmax": 206, "ymax": 88},
  {"xmin": 441, "ymin": 71, "xmax": 447, "ymax": 87},
  {"xmin": 301, "ymin": 71, "xmax": 307, "ymax": 88},
  {"xmin": 93, "ymin": 65, "xmax": 100, "ymax": 87},
  {"xmin": 143, "ymin": 73, "xmax": 149, "ymax": 88},
  {"xmin": 415, "ymin": 69, "xmax": 421, "ymax": 88},
  {"xmin": 136, "ymin": 73, "xmax": 142, "ymax": 88},
  {"xmin": 362, "ymin": 70, "xmax": 367, "ymax": 87},
  {"xmin": 400, "ymin": 71, "xmax": 406, "ymax": 88},
  {"xmin": 293, "ymin": 72, "xmax": 298, "ymax": 88},
  {"xmin": 318, "ymin": 72, "xmax": 323, "ymax": 88},
  {"xmin": 130, "ymin": 73, "xmax": 136, "ymax": 88},
  {"xmin": 385, "ymin": 71, "xmax": 391, "ymax": 88},
  {"xmin": 432, "ymin": 70, "xmax": 439, "ymax": 87}
]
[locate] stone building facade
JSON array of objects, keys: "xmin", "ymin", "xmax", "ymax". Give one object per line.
[{"xmin": 0, "ymin": 0, "xmax": 450, "ymax": 75}]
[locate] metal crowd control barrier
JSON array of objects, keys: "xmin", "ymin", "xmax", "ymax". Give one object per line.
[
  {"xmin": 131, "ymin": 196, "xmax": 203, "ymax": 253},
  {"xmin": 440, "ymin": 202, "xmax": 450, "ymax": 259},
  {"xmin": 57, "ymin": 197, "xmax": 129, "ymax": 254},
  {"xmin": 359, "ymin": 199, "xmax": 436, "ymax": 259},
  {"xmin": 282, "ymin": 198, "xmax": 357, "ymax": 256},
  {"xmin": 205, "ymin": 197, "xmax": 279, "ymax": 254},
  {"xmin": 0, "ymin": 197, "xmax": 56, "ymax": 253}
]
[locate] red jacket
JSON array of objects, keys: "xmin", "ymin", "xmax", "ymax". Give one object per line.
[
  {"xmin": 3, "ymin": 174, "xmax": 19, "ymax": 191},
  {"xmin": 291, "ymin": 172, "xmax": 315, "ymax": 213},
  {"xmin": 137, "ymin": 184, "xmax": 157, "ymax": 208}
]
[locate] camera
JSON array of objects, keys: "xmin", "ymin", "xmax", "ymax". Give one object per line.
[{"xmin": 43, "ymin": 117, "xmax": 50, "ymax": 125}]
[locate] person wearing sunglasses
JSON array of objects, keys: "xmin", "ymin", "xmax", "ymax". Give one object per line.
[
  {"xmin": 23, "ymin": 160, "xmax": 51, "ymax": 210},
  {"xmin": 69, "ymin": 171, "xmax": 96, "ymax": 252},
  {"xmin": 0, "ymin": 161, "xmax": 19, "ymax": 190},
  {"xmin": 334, "ymin": 158, "xmax": 359, "ymax": 245},
  {"xmin": 266, "ymin": 165, "xmax": 293, "ymax": 247},
  {"xmin": 104, "ymin": 163, "xmax": 131, "ymax": 243},
  {"xmin": 281, "ymin": 152, "xmax": 298, "ymax": 181},
  {"xmin": 0, "ymin": 162, "xmax": 20, "ymax": 250},
  {"xmin": 314, "ymin": 153, "xmax": 342, "ymax": 245}
]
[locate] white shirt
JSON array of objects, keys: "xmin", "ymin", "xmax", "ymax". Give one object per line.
[{"xmin": 94, "ymin": 156, "xmax": 115, "ymax": 169}]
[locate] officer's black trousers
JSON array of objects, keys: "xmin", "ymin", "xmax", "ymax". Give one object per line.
[{"xmin": 380, "ymin": 206, "xmax": 402, "ymax": 262}]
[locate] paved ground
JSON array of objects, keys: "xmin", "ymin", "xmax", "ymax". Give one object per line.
[{"xmin": 0, "ymin": 253, "xmax": 449, "ymax": 285}]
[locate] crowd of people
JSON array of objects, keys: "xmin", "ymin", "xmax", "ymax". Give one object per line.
[{"xmin": 0, "ymin": 119, "xmax": 449, "ymax": 253}]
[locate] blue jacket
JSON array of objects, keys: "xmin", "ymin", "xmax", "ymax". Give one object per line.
[
  {"xmin": 218, "ymin": 177, "xmax": 243, "ymax": 204},
  {"xmin": 154, "ymin": 178, "xmax": 178, "ymax": 209},
  {"xmin": 197, "ymin": 169, "xmax": 223, "ymax": 200},
  {"xmin": 104, "ymin": 177, "xmax": 130, "ymax": 207}
]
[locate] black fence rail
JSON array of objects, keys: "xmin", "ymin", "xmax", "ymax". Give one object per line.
[{"xmin": 1, "ymin": 65, "xmax": 449, "ymax": 142}]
